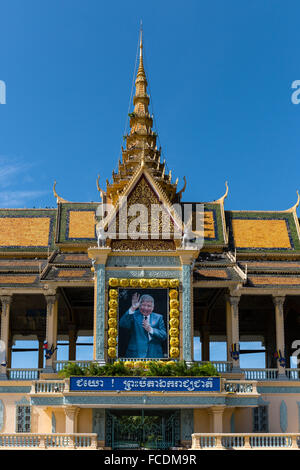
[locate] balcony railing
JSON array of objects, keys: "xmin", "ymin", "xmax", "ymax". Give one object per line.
[
  {"xmin": 192, "ymin": 433, "xmax": 300, "ymax": 450},
  {"xmin": 29, "ymin": 378, "xmax": 257, "ymax": 395},
  {"xmin": 223, "ymin": 380, "xmax": 256, "ymax": 394},
  {"xmin": 31, "ymin": 380, "xmax": 65, "ymax": 394},
  {"xmin": 242, "ymin": 368, "xmax": 278, "ymax": 380},
  {"xmin": 0, "ymin": 433, "xmax": 98, "ymax": 449},
  {"xmin": 53, "ymin": 360, "xmax": 93, "ymax": 372},
  {"xmin": 285, "ymin": 368, "xmax": 300, "ymax": 380},
  {"xmin": 7, "ymin": 369, "xmax": 43, "ymax": 380},
  {"xmin": 4, "ymin": 364, "xmax": 300, "ymax": 381}
]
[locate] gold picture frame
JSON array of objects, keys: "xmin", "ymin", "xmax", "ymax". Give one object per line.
[{"xmin": 107, "ymin": 277, "xmax": 180, "ymax": 360}]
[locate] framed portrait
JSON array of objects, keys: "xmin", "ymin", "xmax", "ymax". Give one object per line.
[{"xmin": 107, "ymin": 278, "xmax": 180, "ymax": 361}]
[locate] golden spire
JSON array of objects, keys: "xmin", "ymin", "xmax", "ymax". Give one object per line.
[
  {"xmin": 136, "ymin": 25, "xmax": 146, "ymax": 82},
  {"xmin": 105, "ymin": 26, "xmax": 179, "ymax": 204}
]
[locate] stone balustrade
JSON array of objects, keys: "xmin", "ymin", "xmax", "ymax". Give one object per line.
[
  {"xmin": 242, "ymin": 368, "xmax": 278, "ymax": 380},
  {"xmin": 223, "ymin": 380, "xmax": 257, "ymax": 394},
  {"xmin": 0, "ymin": 433, "xmax": 98, "ymax": 449},
  {"xmin": 192, "ymin": 433, "xmax": 300, "ymax": 450},
  {"xmin": 4, "ymin": 364, "xmax": 300, "ymax": 382},
  {"xmin": 29, "ymin": 378, "xmax": 258, "ymax": 395},
  {"xmin": 31, "ymin": 380, "xmax": 65, "ymax": 394},
  {"xmin": 53, "ymin": 360, "xmax": 93, "ymax": 372},
  {"xmin": 7, "ymin": 368, "xmax": 43, "ymax": 380}
]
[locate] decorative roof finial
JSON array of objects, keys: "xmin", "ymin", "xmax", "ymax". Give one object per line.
[
  {"xmin": 218, "ymin": 181, "xmax": 229, "ymax": 203},
  {"xmin": 177, "ymin": 176, "xmax": 187, "ymax": 201},
  {"xmin": 140, "ymin": 20, "xmax": 143, "ymax": 57},
  {"xmin": 96, "ymin": 174, "xmax": 107, "ymax": 201},
  {"xmin": 136, "ymin": 21, "xmax": 146, "ymax": 81},
  {"xmin": 285, "ymin": 190, "xmax": 300, "ymax": 213},
  {"xmin": 53, "ymin": 181, "xmax": 68, "ymax": 203}
]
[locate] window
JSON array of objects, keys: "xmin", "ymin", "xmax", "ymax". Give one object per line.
[
  {"xmin": 253, "ymin": 406, "xmax": 268, "ymax": 432},
  {"xmin": 16, "ymin": 405, "xmax": 31, "ymax": 433}
]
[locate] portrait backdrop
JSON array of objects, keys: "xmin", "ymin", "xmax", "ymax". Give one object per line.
[{"xmin": 118, "ymin": 288, "xmax": 169, "ymax": 359}]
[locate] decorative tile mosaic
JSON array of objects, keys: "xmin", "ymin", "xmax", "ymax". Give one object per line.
[
  {"xmin": 0, "ymin": 210, "xmax": 56, "ymax": 251},
  {"xmin": 226, "ymin": 211, "xmax": 300, "ymax": 252}
]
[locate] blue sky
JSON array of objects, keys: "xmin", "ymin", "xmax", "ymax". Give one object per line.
[{"xmin": 0, "ymin": 0, "xmax": 300, "ymax": 211}]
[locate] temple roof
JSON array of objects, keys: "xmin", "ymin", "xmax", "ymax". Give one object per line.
[
  {"xmin": 0, "ymin": 208, "xmax": 57, "ymax": 254},
  {"xmin": 226, "ymin": 208, "xmax": 300, "ymax": 254},
  {"xmin": 0, "ymin": 199, "xmax": 300, "ymax": 256}
]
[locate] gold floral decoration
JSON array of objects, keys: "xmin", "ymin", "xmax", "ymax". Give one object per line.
[
  {"xmin": 108, "ymin": 347, "xmax": 117, "ymax": 358},
  {"xmin": 108, "ymin": 278, "xmax": 118, "ymax": 287},
  {"xmin": 169, "ymin": 289, "xmax": 178, "ymax": 299},
  {"xmin": 170, "ymin": 299, "xmax": 179, "ymax": 309},
  {"xmin": 108, "ymin": 318, "xmax": 117, "ymax": 328}
]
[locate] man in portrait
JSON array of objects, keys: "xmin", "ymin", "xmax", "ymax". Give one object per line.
[{"xmin": 119, "ymin": 292, "xmax": 167, "ymax": 358}]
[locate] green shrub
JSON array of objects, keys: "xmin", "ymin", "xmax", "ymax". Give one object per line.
[
  {"xmin": 58, "ymin": 362, "xmax": 85, "ymax": 378},
  {"xmin": 58, "ymin": 360, "xmax": 220, "ymax": 378}
]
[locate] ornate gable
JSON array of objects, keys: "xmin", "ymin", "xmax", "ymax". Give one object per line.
[{"xmin": 102, "ymin": 165, "xmax": 183, "ymax": 251}]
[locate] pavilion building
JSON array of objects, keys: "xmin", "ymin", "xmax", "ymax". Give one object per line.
[{"xmin": 0, "ymin": 32, "xmax": 299, "ymax": 450}]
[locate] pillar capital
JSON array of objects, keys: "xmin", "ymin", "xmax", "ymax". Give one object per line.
[
  {"xmin": 88, "ymin": 247, "xmax": 111, "ymax": 266},
  {"xmin": 64, "ymin": 405, "xmax": 80, "ymax": 435},
  {"xmin": 272, "ymin": 295, "xmax": 285, "ymax": 310},
  {"xmin": 0, "ymin": 295, "xmax": 12, "ymax": 310},
  {"xmin": 63, "ymin": 405, "xmax": 80, "ymax": 419},
  {"xmin": 176, "ymin": 248, "xmax": 199, "ymax": 266},
  {"xmin": 226, "ymin": 294, "xmax": 241, "ymax": 306},
  {"xmin": 45, "ymin": 294, "xmax": 58, "ymax": 317},
  {"xmin": 226, "ymin": 294, "xmax": 241, "ymax": 317},
  {"xmin": 209, "ymin": 405, "xmax": 226, "ymax": 414}
]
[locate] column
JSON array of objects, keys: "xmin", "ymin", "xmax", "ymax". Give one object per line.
[
  {"xmin": 64, "ymin": 405, "xmax": 80, "ymax": 448},
  {"xmin": 93, "ymin": 409, "xmax": 105, "ymax": 448},
  {"xmin": 37, "ymin": 337, "xmax": 44, "ymax": 369},
  {"xmin": 88, "ymin": 248, "xmax": 111, "ymax": 364},
  {"xmin": 0, "ymin": 295, "xmax": 12, "ymax": 379},
  {"xmin": 7, "ymin": 339, "xmax": 12, "ymax": 369},
  {"xmin": 201, "ymin": 324, "xmax": 210, "ymax": 362},
  {"xmin": 226, "ymin": 295, "xmax": 241, "ymax": 371},
  {"xmin": 209, "ymin": 405, "xmax": 226, "ymax": 433},
  {"xmin": 68, "ymin": 323, "xmax": 77, "ymax": 361},
  {"xmin": 44, "ymin": 294, "xmax": 58, "ymax": 371},
  {"xmin": 272, "ymin": 296, "xmax": 286, "ymax": 378},
  {"xmin": 265, "ymin": 314, "xmax": 276, "ymax": 368},
  {"xmin": 64, "ymin": 405, "xmax": 80, "ymax": 433},
  {"xmin": 177, "ymin": 249, "xmax": 199, "ymax": 363}
]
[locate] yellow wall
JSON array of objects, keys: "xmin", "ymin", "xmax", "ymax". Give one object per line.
[
  {"xmin": 0, "ymin": 390, "xmax": 299, "ymax": 435},
  {"xmin": 78, "ymin": 408, "xmax": 92, "ymax": 433},
  {"xmin": 260, "ymin": 394, "xmax": 299, "ymax": 432},
  {"xmin": 0, "ymin": 394, "xmax": 24, "ymax": 433},
  {"xmin": 193, "ymin": 409, "xmax": 211, "ymax": 432}
]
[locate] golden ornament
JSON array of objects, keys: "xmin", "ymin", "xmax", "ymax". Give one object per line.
[
  {"xmin": 169, "ymin": 289, "xmax": 178, "ymax": 299},
  {"xmin": 169, "ymin": 308, "xmax": 179, "ymax": 318},
  {"xmin": 109, "ymin": 289, "xmax": 118, "ymax": 298},
  {"xmin": 108, "ymin": 308, "xmax": 117, "ymax": 318},
  {"xmin": 170, "ymin": 299, "xmax": 179, "ymax": 309}
]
